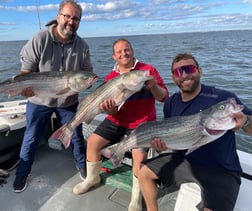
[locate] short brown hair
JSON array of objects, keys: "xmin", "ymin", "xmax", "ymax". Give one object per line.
[
  {"xmin": 171, "ymin": 53, "xmax": 199, "ymax": 72},
  {"xmin": 112, "ymin": 38, "xmax": 133, "ymax": 54},
  {"xmin": 58, "ymin": 0, "xmax": 82, "ymax": 17}
]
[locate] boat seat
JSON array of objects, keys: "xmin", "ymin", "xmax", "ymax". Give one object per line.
[
  {"xmin": 173, "ymin": 177, "xmax": 251, "ymax": 211},
  {"xmin": 174, "ymin": 183, "xmax": 201, "ymax": 211},
  {"xmin": 173, "ymin": 150, "xmax": 252, "ymax": 211}
]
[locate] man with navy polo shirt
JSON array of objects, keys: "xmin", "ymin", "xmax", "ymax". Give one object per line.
[{"xmin": 138, "ymin": 53, "xmax": 252, "ymax": 211}]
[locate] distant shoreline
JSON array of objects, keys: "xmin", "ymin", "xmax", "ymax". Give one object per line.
[{"xmin": 0, "ymin": 29, "xmax": 251, "ymax": 43}]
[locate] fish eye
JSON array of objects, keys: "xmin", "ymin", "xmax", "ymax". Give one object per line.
[{"xmin": 219, "ymin": 105, "xmax": 225, "ymax": 110}]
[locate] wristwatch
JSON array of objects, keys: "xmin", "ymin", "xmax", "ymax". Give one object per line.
[{"xmin": 242, "ymin": 115, "xmax": 251, "ymax": 128}]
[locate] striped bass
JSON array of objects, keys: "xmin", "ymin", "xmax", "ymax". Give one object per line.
[
  {"xmin": 50, "ymin": 70, "xmax": 154, "ymax": 148},
  {"xmin": 0, "ymin": 71, "xmax": 98, "ymax": 98},
  {"xmin": 102, "ymin": 98, "xmax": 244, "ymax": 167}
]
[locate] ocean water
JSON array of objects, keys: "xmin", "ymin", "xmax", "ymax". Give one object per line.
[{"xmin": 0, "ymin": 30, "xmax": 251, "ymax": 153}]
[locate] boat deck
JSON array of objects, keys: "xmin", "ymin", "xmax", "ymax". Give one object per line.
[{"xmin": 0, "ymin": 141, "xmax": 178, "ymax": 211}]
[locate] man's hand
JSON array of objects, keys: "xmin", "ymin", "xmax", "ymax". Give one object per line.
[
  {"xmin": 230, "ymin": 112, "xmax": 252, "ymax": 135},
  {"xmin": 20, "ymin": 87, "xmax": 35, "ymax": 98},
  {"xmin": 230, "ymin": 112, "xmax": 250, "ymax": 131},
  {"xmin": 150, "ymin": 137, "xmax": 168, "ymax": 152},
  {"xmin": 145, "ymin": 78, "xmax": 168, "ymax": 101},
  {"xmin": 99, "ymin": 99, "xmax": 118, "ymax": 115},
  {"xmin": 14, "ymin": 70, "xmax": 35, "ymax": 98},
  {"xmin": 145, "ymin": 79, "xmax": 158, "ymax": 91}
]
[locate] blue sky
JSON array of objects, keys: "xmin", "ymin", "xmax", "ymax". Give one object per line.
[{"xmin": 0, "ymin": 0, "xmax": 252, "ymax": 41}]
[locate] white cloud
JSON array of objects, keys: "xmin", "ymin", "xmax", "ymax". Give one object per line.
[
  {"xmin": 242, "ymin": 0, "xmax": 252, "ymax": 4},
  {"xmin": 0, "ymin": 0, "xmax": 251, "ymax": 40},
  {"xmin": 0, "ymin": 21, "xmax": 15, "ymax": 25}
]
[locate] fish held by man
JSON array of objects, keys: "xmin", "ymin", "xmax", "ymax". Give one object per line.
[
  {"xmin": 50, "ymin": 70, "xmax": 154, "ymax": 148},
  {"xmin": 102, "ymin": 98, "xmax": 244, "ymax": 167},
  {"xmin": 0, "ymin": 71, "xmax": 98, "ymax": 98}
]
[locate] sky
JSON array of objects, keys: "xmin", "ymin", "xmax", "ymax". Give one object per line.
[{"xmin": 0, "ymin": 0, "xmax": 252, "ymax": 41}]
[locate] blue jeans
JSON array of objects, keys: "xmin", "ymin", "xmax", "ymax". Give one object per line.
[{"xmin": 15, "ymin": 101, "xmax": 86, "ymax": 176}]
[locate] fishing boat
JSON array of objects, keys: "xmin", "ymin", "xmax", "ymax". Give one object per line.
[{"xmin": 0, "ymin": 99, "xmax": 251, "ymax": 211}]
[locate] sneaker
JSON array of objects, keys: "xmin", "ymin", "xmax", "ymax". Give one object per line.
[
  {"xmin": 13, "ymin": 175, "xmax": 28, "ymax": 193},
  {"xmin": 79, "ymin": 168, "xmax": 86, "ymax": 180}
]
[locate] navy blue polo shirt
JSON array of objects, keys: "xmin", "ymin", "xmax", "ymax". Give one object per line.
[{"xmin": 163, "ymin": 84, "xmax": 252, "ymax": 172}]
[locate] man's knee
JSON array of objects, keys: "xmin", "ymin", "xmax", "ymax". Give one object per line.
[
  {"xmin": 132, "ymin": 149, "xmax": 148, "ymax": 176},
  {"xmin": 138, "ymin": 165, "xmax": 157, "ymax": 181}
]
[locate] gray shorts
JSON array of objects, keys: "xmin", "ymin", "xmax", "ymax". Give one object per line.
[
  {"xmin": 94, "ymin": 118, "xmax": 148, "ymax": 153},
  {"xmin": 143, "ymin": 152, "xmax": 241, "ymax": 211},
  {"xmin": 94, "ymin": 118, "xmax": 133, "ymax": 145}
]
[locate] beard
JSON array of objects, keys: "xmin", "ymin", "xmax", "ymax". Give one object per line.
[
  {"xmin": 178, "ymin": 77, "xmax": 201, "ymax": 94},
  {"xmin": 58, "ymin": 24, "xmax": 76, "ymax": 39}
]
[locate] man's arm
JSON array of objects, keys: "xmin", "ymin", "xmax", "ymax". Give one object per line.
[{"xmin": 145, "ymin": 79, "xmax": 168, "ymax": 101}]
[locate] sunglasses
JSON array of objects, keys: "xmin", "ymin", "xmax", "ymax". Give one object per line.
[{"xmin": 172, "ymin": 65, "xmax": 197, "ymax": 78}]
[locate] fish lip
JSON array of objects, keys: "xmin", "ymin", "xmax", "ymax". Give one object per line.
[
  {"xmin": 205, "ymin": 127, "xmax": 225, "ymax": 135},
  {"xmin": 91, "ymin": 75, "xmax": 99, "ymax": 83},
  {"xmin": 230, "ymin": 97, "xmax": 244, "ymax": 112},
  {"xmin": 92, "ymin": 75, "xmax": 98, "ymax": 80}
]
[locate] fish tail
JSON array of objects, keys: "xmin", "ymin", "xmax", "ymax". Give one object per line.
[
  {"xmin": 100, "ymin": 143, "xmax": 124, "ymax": 167},
  {"xmin": 100, "ymin": 148, "xmax": 113, "ymax": 159},
  {"xmin": 50, "ymin": 124, "xmax": 73, "ymax": 149},
  {"xmin": 100, "ymin": 143, "xmax": 118, "ymax": 159},
  {"xmin": 110, "ymin": 152, "xmax": 125, "ymax": 167}
]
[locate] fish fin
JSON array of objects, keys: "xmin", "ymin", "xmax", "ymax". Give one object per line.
[
  {"xmin": 114, "ymin": 87, "xmax": 135, "ymax": 110},
  {"xmin": 110, "ymin": 152, "xmax": 125, "ymax": 167},
  {"xmin": 68, "ymin": 84, "xmax": 80, "ymax": 92},
  {"xmin": 101, "ymin": 143, "xmax": 124, "ymax": 167},
  {"xmin": 50, "ymin": 124, "xmax": 73, "ymax": 149},
  {"xmin": 186, "ymin": 136, "xmax": 212, "ymax": 155},
  {"xmin": 115, "ymin": 88, "xmax": 141, "ymax": 110},
  {"xmin": 55, "ymin": 88, "xmax": 71, "ymax": 95},
  {"xmin": 185, "ymin": 147, "xmax": 200, "ymax": 155},
  {"xmin": 117, "ymin": 102, "xmax": 125, "ymax": 111},
  {"xmin": 113, "ymin": 90, "xmax": 128, "ymax": 107},
  {"xmin": 101, "ymin": 143, "xmax": 119, "ymax": 159},
  {"xmin": 100, "ymin": 148, "xmax": 113, "ymax": 159}
]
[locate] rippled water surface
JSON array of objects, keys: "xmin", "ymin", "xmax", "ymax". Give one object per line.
[{"xmin": 0, "ymin": 30, "xmax": 251, "ymax": 153}]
